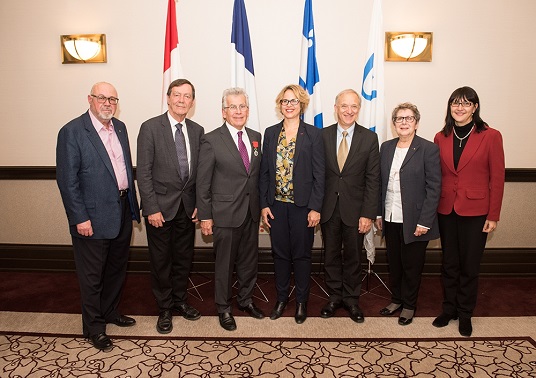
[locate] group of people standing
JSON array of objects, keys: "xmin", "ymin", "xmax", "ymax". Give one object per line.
[{"xmin": 56, "ymin": 80, "xmax": 504, "ymax": 351}]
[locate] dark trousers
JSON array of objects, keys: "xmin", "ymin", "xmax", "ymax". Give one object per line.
[
  {"xmin": 72, "ymin": 196, "xmax": 132, "ymax": 337},
  {"xmin": 270, "ymin": 200, "xmax": 314, "ymax": 303},
  {"xmin": 321, "ymin": 199, "xmax": 363, "ymax": 306},
  {"xmin": 438, "ymin": 211, "xmax": 487, "ymax": 318},
  {"xmin": 146, "ymin": 201, "xmax": 195, "ymax": 311},
  {"xmin": 384, "ymin": 221, "xmax": 428, "ymax": 310},
  {"xmin": 213, "ymin": 211, "xmax": 259, "ymax": 313}
]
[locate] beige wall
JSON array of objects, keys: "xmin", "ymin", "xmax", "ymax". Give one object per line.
[
  {"xmin": 0, "ymin": 0, "xmax": 535, "ymax": 167},
  {"xmin": 0, "ymin": 180, "xmax": 533, "ymax": 248}
]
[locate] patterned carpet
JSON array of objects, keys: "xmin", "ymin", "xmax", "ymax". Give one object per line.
[{"xmin": 2, "ymin": 332, "xmax": 536, "ymax": 377}]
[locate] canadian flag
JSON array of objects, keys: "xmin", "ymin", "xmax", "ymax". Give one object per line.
[{"xmin": 162, "ymin": 0, "xmax": 183, "ymax": 113}]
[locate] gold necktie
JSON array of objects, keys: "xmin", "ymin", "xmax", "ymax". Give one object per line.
[{"xmin": 337, "ymin": 131, "xmax": 348, "ymax": 171}]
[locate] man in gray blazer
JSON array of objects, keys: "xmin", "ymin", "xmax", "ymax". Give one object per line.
[
  {"xmin": 137, "ymin": 79, "xmax": 204, "ymax": 334},
  {"xmin": 196, "ymin": 87, "xmax": 264, "ymax": 331},
  {"xmin": 56, "ymin": 82, "xmax": 140, "ymax": 351},
  {"xmin": 320, "ymin": 89, "xmax": 380, "ymax": 323}
]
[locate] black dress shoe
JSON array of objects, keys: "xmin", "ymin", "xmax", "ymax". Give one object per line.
[
  {"xmin": 379, "ymin": 305, "xmax": 402, "ymax": 316},
  {"xmin": 88, "ymin": 332, "xmax": 113, "ymax": 351},
  {"xmin": 345, "ymin": 304, "xmax": 365, "ymax": 323},
  {"xmin": 295, "ymin": 302, "xmax": 307, "ymax": 324},
  {"xmin": 238, "ymin": 303, "xmax": 265, "ymax": 319},
  {"xmin": 398, "ymin": 316, "xmax": 413, "ymax": 326},
  {"xmin": 432, "ymin": 313, "xmax": 458, "ymax": 328},
  {"xmin": 219, "ymin": 312, "xmax": 237, "ymax": 331},
  {"xmin": 157, "ymin": 310, "xmax": 173, "ymax": 334},
  {"xmin": 320, "ymin": 301, "xmax": 342, "ymax": 318},
  {"xmin": 270, "ymin": 301, "xmax": 287, "ymax": 320},
  {"xmin": 459, "ymin": 317, "xmax": 473, "ymax": 337},
  {"xmin": 174, "ymin": 303, "xmax": 201, "ymax": 321},
  {"xmin": 108, "ymin": 315, "xmax": 136, "ymax": 327}
]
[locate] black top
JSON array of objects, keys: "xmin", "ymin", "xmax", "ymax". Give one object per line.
[{"xmin": 453, "ymin": 122, "xmax": 473, "ymax": 170}]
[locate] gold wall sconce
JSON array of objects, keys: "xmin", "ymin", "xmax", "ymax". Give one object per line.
[
  {"xmin": 61, "ymin": 34, "xmax": 107, "ymax": 64},
  {"xmin": 385, "ymin": 32, "xmax": 433, "ymax": 62}
]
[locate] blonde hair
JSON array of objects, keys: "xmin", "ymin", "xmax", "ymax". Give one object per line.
[{"xmin": 275, "ymin": 84, "xmax": 310, "ymax": 117}]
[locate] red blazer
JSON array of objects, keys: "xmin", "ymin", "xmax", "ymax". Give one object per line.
[{"xmin": 434, "ymin": 126, "xmax": 505, "ymax": 221}]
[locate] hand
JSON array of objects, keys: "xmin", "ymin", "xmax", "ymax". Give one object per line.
[
  {"xmin": 76, "ymin": 220, "xmax": 93, "ymax": 237},
  {"xmin": 261, "ymin": 207, "xmax": 274, "ymax": 228},
  {"xmin": 307, "ymin": 210, "xmax": 321, "ymax": 228},
  {"xmin": 191, "ymin": 208, "xmax": 199, "ymax": 223},
  {"xmin": 148, "ymin": 212, "xmax": 165, "ymax": 228},
  {"xmin": 414, "ymin": 226, "xmax": 429, "ymax": 237},
  {"xmin": 483, "ymin": 220, "xmax": 497, "ymax": 233},
  {"xmin": 358, "ymin": 217, "xmax": 372, "ymax": 234},
  {"xmin": 374, "ymin": 218, "xmax": 383, "ymax": 232},
  {"xmin": 200, "ymin": 219, "xmax": 214, "ymax": 236}
]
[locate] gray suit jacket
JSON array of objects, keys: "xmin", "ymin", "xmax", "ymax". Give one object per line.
[
  {"xmin": 137, "ymin": 112, "xmax": 204, "ymax": 220},
  {"xmin": 321, "ymin": 122, "xmax": 380, "ymax": 226},
  {"xmin": 56, "ymin": 111, "xmax": 140, "ymax": 239},
  {"xmin": 378, "ymin": 135, "xmax": 441, "ymax": 243},
  {"xmin": 196, "ymin": 124, "xmax": 262, "ymax": 227}
]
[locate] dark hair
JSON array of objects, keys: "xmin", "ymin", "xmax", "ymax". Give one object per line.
[
  {"xmin": 441, "ymin": 86, "xmax": 487, "ymax": 136},
  {"xmin": 167, "ymin": 78, "xmax": 195, "ymax": 99}
]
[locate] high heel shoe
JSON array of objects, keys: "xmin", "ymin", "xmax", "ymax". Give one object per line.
[
  {"xmin": 295, "ymin": 302, "xmax": 307, "ymax": 324},
  {"xmin": 379, "ymin": 303, "xmax": 402, "ymax": 316}
]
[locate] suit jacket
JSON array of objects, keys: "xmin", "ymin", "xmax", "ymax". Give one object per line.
[
  {"xmin": 196, "ymin": 124, "xmax": 262, "ymax": 227},
  {"xmin": 434, "ymin": 126, "xmax": 505, "ymax": 221},
  {"xmin": 137, "ymin": 113, "xmax": 204, "ymax": 220},
  {"xmin": 56, "ymin": 111, "xmax": 140, "ymax": 239},
  {"xmin": 321, "ymin": 122, "xmax": 379, "ymax": 225},
  {"xmin": 259, "ymin": 120, "xmax": 325, "ymax": 211},
  {"xmin": 378, "ymin": 135, "xmax": 441, "ymax": 243}
]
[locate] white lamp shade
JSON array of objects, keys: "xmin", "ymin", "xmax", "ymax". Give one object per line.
[
  {"xmin": 390, "ymin": 34, "xmax": 428, "ymax": 59},
  {"xmin": 63, "ymin": 39, "xmax": 101, "ymax": 61}
]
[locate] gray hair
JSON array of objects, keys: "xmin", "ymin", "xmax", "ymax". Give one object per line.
[{"xmin": 222, "ymin": 87, "xmax": 249, "ymax": 108}]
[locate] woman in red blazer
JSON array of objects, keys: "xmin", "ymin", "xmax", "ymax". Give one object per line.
[{"xmin": 432, "ymin": 86, "xmax": 505, "ymax": 337}]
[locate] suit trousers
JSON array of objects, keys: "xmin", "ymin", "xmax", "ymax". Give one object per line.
[
  {"xmin": 72, "ymin": 195, "xmax": 132, "ymax": 337},
  {"xmin": 438, "ymin": 210, "xmax": 487, "ymax": 318},
  {"xmin": 321, "ymin": 199, "xmax": 363, "ymax": 306},
  {"xmin": 213, "ymin": 210, "xmax": 259, "ymax": 313},
  {"xmin": 146, "ymin": 201, "xmax": 195, "ymax": 311},
  {"xmin": 270, "ymin": 200, "xmax": 314, "ymax": 303},
  {"xmin": 384, "ymin": 221, "xmax": 428, "ymax": 310}
]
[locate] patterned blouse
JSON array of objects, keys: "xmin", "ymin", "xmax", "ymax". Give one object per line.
[{"xmin": 275, "ymin": 127, "xmax": 296, "ymax": 203}]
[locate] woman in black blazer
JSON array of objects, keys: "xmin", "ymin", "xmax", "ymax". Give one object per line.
[{"xmin": 375, "ymin": 103, "xmax": 441, "ymax": 325}]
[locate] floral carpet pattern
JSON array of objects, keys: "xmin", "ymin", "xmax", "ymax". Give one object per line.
[{"xmin": 1, "ymin": 334, "xmax": 536, "ymax": 377}]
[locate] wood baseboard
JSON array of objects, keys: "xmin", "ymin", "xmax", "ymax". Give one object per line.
[{"xmin": 1, "ymin": 244, "xmax": 534, "ymax": 276}]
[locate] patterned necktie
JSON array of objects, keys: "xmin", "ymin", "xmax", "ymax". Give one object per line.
[
  {"xmin": 175, "ymin": 123, "xmax": 189, "ymax": 181},
  {"xmin": 337, "ymin": 130, "xmax": 349, "ymax": 171},
  {"xmin": 237, "ymin": 130, "xmax": 250, "ymax": 173}
]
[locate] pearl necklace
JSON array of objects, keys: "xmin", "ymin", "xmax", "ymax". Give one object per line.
[{"xmin": 452, "ymin": 125, "xmax": 474, "ymax": 147}]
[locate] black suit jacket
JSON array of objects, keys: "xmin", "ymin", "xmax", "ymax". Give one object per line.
[
  {"xmin": 321, "ymin": 122, "xmax": 379, "ymax": 225},
  {"xmin": 259, "ymin": 120, "xmax": 325, "ymax": 212},
  {"xmin": 378, "ymin": 135, "xmax": 441, "ymax": 243},
  {"xmin": 137, "ymin": 113, "xmax": 204, "ymax": 220}
]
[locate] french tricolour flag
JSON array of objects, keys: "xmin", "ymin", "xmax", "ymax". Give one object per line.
[
  {"xmin": 162, "ymin": 0, "xmax": 184, "ymax": 113},
  {"xmin": 299, "ymin": 0, "xmax": 323, "ymax": 129},
  {"xmin": 231, "ymin": 0, "xmax": 260, "ymax": 132}
]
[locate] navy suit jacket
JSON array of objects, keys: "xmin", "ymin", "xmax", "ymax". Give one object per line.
[
  {"xmin": 259, "ymin": 120, "xmax": 325, "ymax": 212},
  {"xmin": 56, "ymin": 111, "xmax": 140, "ymax": 239}
]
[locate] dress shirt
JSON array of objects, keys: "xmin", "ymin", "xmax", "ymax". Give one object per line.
[
  {"xmin": 89, "ymin": 109, "xmax": 128, "ymax": 190},
  {"xmin": 226, "ymin": 122, "xmax": 251, "ymax": 160},
  {"xmin": 168, "ymin": 112, "xmax": 192, "ymax": 168},
  {"xmin": 337, "ymin": 123, "xmax": 355, "ymax": 149}
]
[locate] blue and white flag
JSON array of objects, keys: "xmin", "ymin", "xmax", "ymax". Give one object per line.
[
  {"xmin": 299, "ymin": 0, "xmax": 323, "ymax": 128},
  {"xmin": 360, "ymin": 0, "xmax": 386, "ymax": 264},
  {"xmin": 231, "ymin": 0, "xmax": 260, "ymax": 132}
]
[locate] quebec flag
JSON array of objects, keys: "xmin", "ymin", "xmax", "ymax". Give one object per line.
[
  {"xmin": 360, "ymin": 0, "xmax": 386, "ymax": 264},
  {"xmin": 299, "ymin": 0, "xmax": 323, "ymax": 128},
  {"xmin": 231, "ymin": 0, "xmax": 260, "ymax": 132}
]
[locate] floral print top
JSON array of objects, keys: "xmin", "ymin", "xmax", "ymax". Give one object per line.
[{"xmin": 275, "ymin": 128, "xmax": 295, "ymax": 203}]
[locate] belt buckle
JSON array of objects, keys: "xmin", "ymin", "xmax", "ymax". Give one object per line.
[{"xmin": 119, "ymin": 189, "xmax": 128, "ymax": 197}]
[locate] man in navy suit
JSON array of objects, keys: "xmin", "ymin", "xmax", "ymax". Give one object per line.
[{"xmin": 56, "ymin": 82, "xmax": 140, "ymax": 351}]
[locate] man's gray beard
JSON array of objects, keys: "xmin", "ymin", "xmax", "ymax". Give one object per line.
[{"xmin": 98, "ymin": 111, "xmax": 113, "ymax": 121}]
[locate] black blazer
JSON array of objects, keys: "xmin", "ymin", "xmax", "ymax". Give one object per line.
[
  {"xmin": 378, "ymin": 135, "xmax": 441, "ymax": 243},
  {"xmin": 259, "ymin": 120, "xmax": 325, "ymax": 212}
]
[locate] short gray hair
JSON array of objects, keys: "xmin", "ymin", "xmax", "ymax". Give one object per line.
[{"xmin": 222, "ymin": 87, "xmax": 249, "ymax": 108}]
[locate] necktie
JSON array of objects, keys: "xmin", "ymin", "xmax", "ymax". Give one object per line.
[
  {"xmin": 337, "ymin": 130, "xmax": 349, "ymax": 171},
  {"xmin": 237, "ymin": 130, "xmax": 250, "ymax": 173},
  {"xmin": 175, "ymin": 123, "xmax": 189, "ymax": 181}
]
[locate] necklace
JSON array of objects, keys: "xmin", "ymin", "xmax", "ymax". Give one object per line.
[{"xmin": 452, "ymin": 125, "xmax": 474, "ymax": 147}]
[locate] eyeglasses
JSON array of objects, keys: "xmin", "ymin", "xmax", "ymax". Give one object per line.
[
  {"xmin": 450, "ymin": 100, "xmax": 473, "ymax": 108},
  {"xmin": 339, "ymin": 104, "xmax": 360, "ymax": 111},
  {"xmin": 224, "ymin": 104, "xmax": 248, "ymax": 112},
  {"xmin": 91, "ymin": 94, "xmax": 119, "ymax": 105},
  {"xmin": 280, "ymin": 99, "xmax": 300, "ymax": 106},
  {"xmin": 393, "ymin": 116, "xmax": 416, "ymax": 124}
]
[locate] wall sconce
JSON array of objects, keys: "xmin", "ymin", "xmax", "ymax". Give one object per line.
[
  {"xmin": 61, "ymin": 34, "xmax": 107, "ymax": 64},
  {"xmin": 385, "ymin": 32, "xmax": 433, "ymax": 62}
]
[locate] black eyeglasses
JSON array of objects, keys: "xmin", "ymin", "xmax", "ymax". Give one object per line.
[
  {"xmin": 450, "ymin": 100, "xmax": 473, "ymax": 108},
  {"xmin": 91, "ymin": 94, "xmax": 119, "ymax": 105},
  {"xmin": 280, "ymin": 99, "xmax": 300, "ymax": 106},
  {"xmin": 393, "ymin": 116, "xmax": 416, "ymax": 124}
]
